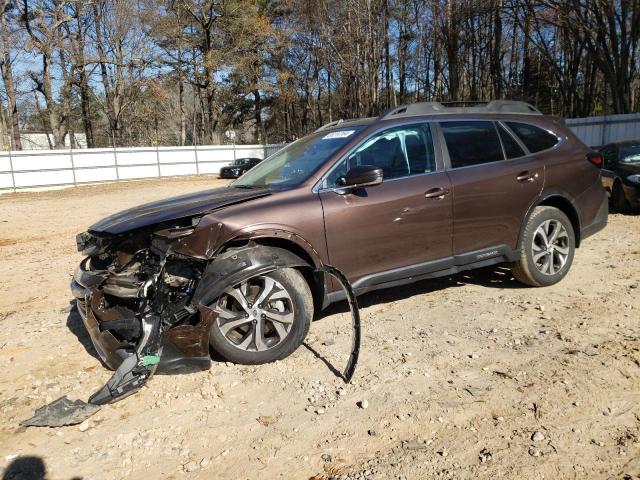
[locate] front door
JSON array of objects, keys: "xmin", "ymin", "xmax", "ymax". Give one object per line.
[{"xmin": 319, "ymin": 123, "xmax": 453, "ymax": 287}]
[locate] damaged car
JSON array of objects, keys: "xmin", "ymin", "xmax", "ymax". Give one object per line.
[{"xmin": 72, "ymin": 101, "xmax": 608, "ymax": 389}]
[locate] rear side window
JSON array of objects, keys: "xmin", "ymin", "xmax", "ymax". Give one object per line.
[
  {"xmin": 497, "ymin": 123, "xmax": 526, "ymax": 159},
  {"xmin": 441, "ymin": 121, "xmax": 504, "ymax": 168},
  {"xmin": 506, "ymin": 122, "xmax": 559, "ymax": 152}
]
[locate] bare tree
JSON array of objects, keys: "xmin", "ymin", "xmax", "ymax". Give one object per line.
[
  {"xmin": 66, "ymin": 1, "xmax": 95, "ymax": 147},
  {"xmin": 91, "ymin": 0, "xmax": 153, "ymax": 146},
  {"xmin": 551, "ymin": 0, "xmax": 639, "ymax": 113},
  {"xmin": 0, "ymin": 0, "xmax": 22, "ymax": 149},
  {"xmin": 21, "ymin": 0, "xmax": 73, "ymax": 149}
]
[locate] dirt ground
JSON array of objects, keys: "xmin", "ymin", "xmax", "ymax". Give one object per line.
[{"xmin": 0, "ymin": 176, "xmax": 638, "ymax": 480}]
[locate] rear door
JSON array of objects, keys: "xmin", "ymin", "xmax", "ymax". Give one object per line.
[
  {"xmin": 438, "ymin": 120, "xmax": 545, "ymax": 256},
  {"xmin": 319, "ymin": 122, "xmax": 453, "ymax": 286}
]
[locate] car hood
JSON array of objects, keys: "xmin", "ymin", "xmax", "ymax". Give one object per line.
[{"xmin": 89, "ymin": 187, "xmax": 270, "ymax": 235}]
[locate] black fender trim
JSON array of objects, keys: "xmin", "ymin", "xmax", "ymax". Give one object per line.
[
  {"xmin": 518, "ymin": 190, "xmax": 582, "ymax": 248},
  {"xmin": 190, "ymin": 247, "xmax": 362, "ymax": 382},
  {"xmin": 317, "ymin": 266, "xmax": 360, "ymax": 383},
  {"xmin": 192, "ymin": 244, "xmax": 312, "ymax": 307}
]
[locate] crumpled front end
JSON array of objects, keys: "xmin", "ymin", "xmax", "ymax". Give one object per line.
[
  {"xmin": 71, "ymin": 226, "xmax": 213, "ymax": 372},
  {"xmin": 70, "ymin": 221, "xmax": 361, "ymax": 404}
]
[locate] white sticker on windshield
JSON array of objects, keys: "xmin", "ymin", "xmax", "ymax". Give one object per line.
[{"xmin": 322, "ymin": 130, "xmax": 355, "ymax": 139}]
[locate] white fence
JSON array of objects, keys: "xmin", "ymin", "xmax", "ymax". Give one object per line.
[
  {"xmin": 2, "ymin": 113, "xmax": 640, "ymax": 191},
  {"xmin": 0, "ymin": 144, "xmax": 285, "ymax": 191},
  {"xmin": 565, "ymin": 113, "xmax": 640, "ymax": 147}
]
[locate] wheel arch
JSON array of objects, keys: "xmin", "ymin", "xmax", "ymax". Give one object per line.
[
  {"xmin": 520, "ymin": 192, "xmax": 582, "ymax": 248},
  {"xmin": 212, "ymin": 231, "xmax": 327, "ymax": 314}
]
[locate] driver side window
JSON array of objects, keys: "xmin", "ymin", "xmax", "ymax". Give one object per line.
[{"xmin": 326, "ymin": 123, "xmax": 435, "ymax": 187}]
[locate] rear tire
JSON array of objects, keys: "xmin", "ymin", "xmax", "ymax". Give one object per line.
[
  {"xmin": 612, "ymin": 181, "xmax": 630, "ymax": 213},
  {"xmin": 208, "ymin": 267, "xmax": 313, "ymax": 365},
  {"xmin": 511, "ymin": 206, "xmax": 575, "ymax": 287}
]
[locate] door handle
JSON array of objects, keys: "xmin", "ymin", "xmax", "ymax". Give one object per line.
[
  {"xmin": 424, "ymin": 187, "xmax": 450, "ymax": 199},
  {"xmin": 516, "ymin": 171, "xmax": 538, "ymax": 183}
]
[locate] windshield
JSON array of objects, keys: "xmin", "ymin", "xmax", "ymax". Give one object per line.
[
  {"xmin": 620, "ymin": 144, "xmax": 640, "ymax": 163},
  {"xmin": 232, "ymin": 127, "xmax": 364, "ymax": 189}
]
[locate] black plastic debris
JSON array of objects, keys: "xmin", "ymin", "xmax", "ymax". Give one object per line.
[
  {"xmin": 20, "ymin": 396, "xmax": 100, "ymax": 427},
  {"xmin": 89, "ymin": 315, "xmax": 163, "ymax": 405},
  {"xmin": 317, "ymin": 265, "xmax": 361, "ymax": 383}
]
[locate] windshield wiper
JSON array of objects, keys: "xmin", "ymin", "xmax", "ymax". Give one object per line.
[{"xmin": 232, "ymin": 184, "xmax": 263, "ymax": 190}]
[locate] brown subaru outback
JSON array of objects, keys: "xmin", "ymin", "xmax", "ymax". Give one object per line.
[{"xmin": 72, "ymin": 100, "xmax": 608, "ymax": 376}]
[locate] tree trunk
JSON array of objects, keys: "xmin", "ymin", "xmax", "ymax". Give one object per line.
[
  {"xmin": 444, "ymin": 1, "xmax": 460, "ymax": 100},
  {"xmin": 253, "ymin": 88, "xmax": 263, "ymax": 143},
  {"xmin": 73, "ymin": 6, "xmax": 94, "ymax": 148},
  {"xmin": 41, "ymin": 55, "xmax": 66, "ymax": 148},
  {"xmin": 178, "ymin": 45, "xmax": 186, "ymax": 146},
  {"xmin": 383, "ymin": 0, "xmax": 391, "ymax": 109},
  {"xmin": 0, "ymin": 5, "xmax": 21, "ymax": 149},
  {"xmin": 92, "ymin": 2, "xmax": 120, "ymax": 145},
  {"xmin": 491, "ymin": 0, "xmax": 503, "ymax": 99}
]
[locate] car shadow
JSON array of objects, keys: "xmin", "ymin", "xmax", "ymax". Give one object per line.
[
  {"xmin": 306, "ymin": 264, "xmax": 525, "ymax": 380},
  {"xmin": 609, "ymin": 203, "xmax": 639, "ymax": 215},
  {"xmin": 317, "ymin": 264, "xmax": 525, "ymax": 319},
  {"xmin": 65, "ymin": 264, "xmax": 525, "ymax": 378}
]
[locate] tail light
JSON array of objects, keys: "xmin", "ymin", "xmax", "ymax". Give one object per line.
[{"xmin": 587, "ymin": 152, "xmax": 603, "ymax": 168}]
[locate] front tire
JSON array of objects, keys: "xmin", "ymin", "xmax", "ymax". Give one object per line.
[
  {"xmin": 511, "ymin": 206, "xmax": 575, "ymax": 287},
  {"xmin": 208, "ymin": 268, "xmax": 313, "ymax": 365}
]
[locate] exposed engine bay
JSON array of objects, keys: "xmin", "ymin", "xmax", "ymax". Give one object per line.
[
  {"xmin": 73, "ymin": 223, "xmax": 214, "ymax": 404},
  {"xmin": 71, "ymin": 223, "xmax": 360, "ymax": 405}
]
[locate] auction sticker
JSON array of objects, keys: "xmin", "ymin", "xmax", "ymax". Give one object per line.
[{"xmin": 322, "ymin": 130, "xmax": 355, "ymax": 139}]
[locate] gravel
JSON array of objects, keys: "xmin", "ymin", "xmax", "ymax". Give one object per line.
[{"xmin": 531, "ymin": 431, "xmax": 545, "ymax": 442}]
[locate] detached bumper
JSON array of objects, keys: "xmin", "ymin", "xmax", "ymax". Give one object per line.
[
  {"xmin": 71, "ymin": 263, "xmax": 131, "ymax": 370},
  {"xmin": 71, "ymin": 258, "xmax": 213, "ymax": 372}
]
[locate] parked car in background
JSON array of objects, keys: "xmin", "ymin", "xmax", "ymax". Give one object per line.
[
  {"xmin": 599, "ymin": 141, "xmax": 640, "ymax": 212},
  {"xmin": 219, "ymin": 157, "xmax": 262, "ymax": 179},
  {"xmin": 72, "ymin": 100, "xmax": 608, "ymax": 370}
]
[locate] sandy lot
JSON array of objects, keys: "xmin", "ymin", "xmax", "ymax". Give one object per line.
[{"xmin": 0, "ymin": 176, "xmax": 638, "ymax": 480}]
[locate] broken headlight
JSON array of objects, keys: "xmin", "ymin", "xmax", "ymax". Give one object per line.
[
  {"xmin": 76, "ymin": 232, "xmax": 111, "ymax": 256},
  {"xmin": 150, "ymin": 222, "xmax": 199, "ymax": 256}
]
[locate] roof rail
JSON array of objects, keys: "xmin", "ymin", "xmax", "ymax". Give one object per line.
[
  {"xmin": 314, "ymin": 116, "xmax": 379, "ymax": 132},
  {"xmin": 315, "ymin": 119, "xmax": 344, "ymax": 132},
  {"xmin": 379, "ymin": 100, "xmax": 542, "ymax": 120}
]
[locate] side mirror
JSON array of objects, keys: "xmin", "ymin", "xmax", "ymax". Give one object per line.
[{"xmin": 336, "ymin": 165, "xmax": 383, "ymax": 194}]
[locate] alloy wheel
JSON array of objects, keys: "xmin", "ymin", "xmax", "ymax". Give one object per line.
[
  {"xmin": 531, "ymin": 219, "xmax": 570, "ymax": 275},
  {"xmin": 213, "ymin": 276, "xmax": 295, "ymax": 352}
]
